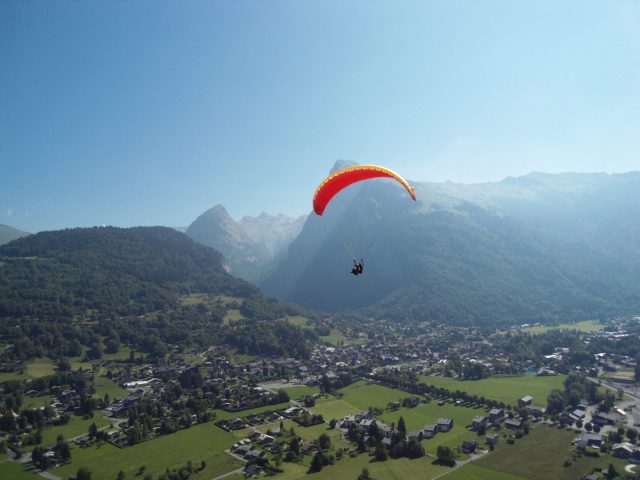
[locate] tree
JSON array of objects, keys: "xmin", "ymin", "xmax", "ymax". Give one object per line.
[
  {"xmin": 626, "ymin": 428, "xmax": 638, "ymax": 442},
  {"xmin": 357, "ymin": 466, "xmax": 371, "ymax": 480},
  {"xmin": 318, "ymin": 433, "xmax": 331, "ymax": 451},
  {"xmin": 116, "ymin": 471, "xmax": 126, "ymax": 480},
  {"xmin": 329, "ymin": 418, "xmax": 337, "ymax": 429},
  {"xmin": 436, "ymin": 445, "xmax": 455, "ymax": 467},
  {"xmin": 77, "ymin": 466, "xmax": 92, "ymax": 480},
  {"xmin": 374, "ymin": 442, "xmax": 387, "ymax": 461},
  {"xmin": 309, "ymin": 452, "xmax": 324, "ymax": 473},
  {"xmin": 546, "ymin": 390, "xmax": 566, "ymax": 415},
  {"xmin": 88, "ymin": 422, "xmax": 98, "ymax": 439},
  {"xmin": 397, "ymin": 416, "xmax": 407, "ymax": 436}
]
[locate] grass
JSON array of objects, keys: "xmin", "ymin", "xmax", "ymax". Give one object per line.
[
  {"xmin": 24, "ymin": 358, "xmax": 56, "ymax": 378},
  {"xmin": 281, "ymin": 385, "xmax": 321, "ymax": 400},
  {"xmin": 419, "ymin": 375, "xmax": 565, "ymax": 407},
  {"xmin": 223, "ymin": 309, "xmax": 245, "ymax": 324},
  {"xmin": 279, "ymin": 452, "xmax": 450, "ymax": 480},
  {"xmin": 379, "ymin": 402, "xmax": 484, "ymax": 453},
  {"xmin": 54, "ymin": 421, "xmax": 242, "ymax": 480},
  {"xmin": 251, "ymin": 419, "xmax": 351, "ymax": 450},
  {"xmin": 319, "ymin": 329, "xmax": 348, "ymax": 345},
  {"xmin": 0, "ymin": 455, "xmax": 41, "ymax": 479},
  {"xmin": 212, "ymin": 401, "xmax": 291, "ymax": 420},
  {"xmin": 442, "ymin": 464, "xmax": 527, "ymax": 480},
  {"xmin": 37, "ymin": 414, "xmax": 112, "ymax": 448},
  {"xmin": 22, "ymin": 394, "xmax": 53, "ymax": 409},
  {"xmin": 519, "ymin": 320, "xmax": 604, "ymax": 335},
  {"xmin": 92, "ymin": 376, "xmax": 128, "ymax": 400},
  {"xmin": 475, "ymin": 424, "xmax": 628, "ymax": 480},
  {"xmin": 310, "ymin": 398, "xmax": 361, "ymax": 420},
  {"xmin": 287, "ymin": 316, "xmax": 309, "ymax": 327},
  {"xmin": 101, "ymin": 347, "xmax": 135, "ymax": 362},
  {"xmin": 0, "ymin": 371, "xmax": 28, "ymax": 382},
  {"xmin": 340, "ymin": 381, "xmax": 411, "ymax": 411}
]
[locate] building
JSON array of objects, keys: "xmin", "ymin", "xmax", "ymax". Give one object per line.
[
  {"xmin": 489, "ymin": 408, "xmax": 504, "ymax": 423},
  {"xmin": 517, "ymin": 396, "xmax": 533, "ymax": 408},
  {"xmin": 461, "ymin": 439, "xmax": 478, "ymax": 454},
  {"xmin": 437, "ymin": 418, "xmax": 454, "ymax": 432},
  {"xmin": 422, "ymin": 424, "xmax": 438, "ymax": 439},
  {"xmin": 472, "ymin": 416, "xmax": 487, "ymax": 431}
]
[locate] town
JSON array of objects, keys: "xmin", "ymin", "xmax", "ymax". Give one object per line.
[{"xmin": 2, "ymin": 312, "xmax": 640, "ymax": 480}]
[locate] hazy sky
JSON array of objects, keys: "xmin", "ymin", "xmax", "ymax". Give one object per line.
[{"xmin": 2, "ymin": 1, "xmax": 639, "ymax": 232}]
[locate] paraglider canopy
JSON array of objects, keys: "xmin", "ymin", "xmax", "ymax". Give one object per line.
[{"xmin": 312, "ymin": 164, "xmax": 416, "ymax": 215}]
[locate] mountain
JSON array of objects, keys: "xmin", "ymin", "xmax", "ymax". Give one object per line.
[
  {"xmin": 0, "ymin": 224, "xmax": 29, "ymax": 246},
  {"xmin": 185, "ymin": 205, "xmax": 305, "ymax": 283},
  {"xmin": 0, "ymin": 226, "xmax": 256, "ymax": 318},
  {"xmin": 260, "ymin": 166, "xmax": 640, "ymax": 326}
]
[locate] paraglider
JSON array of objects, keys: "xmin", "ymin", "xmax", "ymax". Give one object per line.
[
  {"xmin": 351, "ymin": 259, "xmax": 364, "ymax": 275},
  {"xmin": 312, "ymin": 164, "xmax": 415, "ymax": 275},
  {"xmin": 312, "ymin": 164, "xmax": 416, "ymax": 216}
]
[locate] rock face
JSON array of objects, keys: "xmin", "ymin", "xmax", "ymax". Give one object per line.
[
  {"xmin": 259, "ymin": 167, "xmax": 640, "ymax": 326},
  {"xmin": 186, "ymin": 205, "xmax": 305, "ymax": 283}
]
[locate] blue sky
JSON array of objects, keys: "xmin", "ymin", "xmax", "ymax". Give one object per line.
[{"xmin": 2, "ymin": 1, "xmax": 639, "ymax": 232}]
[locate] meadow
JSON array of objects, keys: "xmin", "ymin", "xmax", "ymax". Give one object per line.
[
  {"xmin": 92, "ymin": 376, "xmax": 129, "ymax": 400},
  {"xmin": 0, "ymin": 454, "xmax": 40, "ymax": 479},
  {"xmin": 441, "ymin": 464, "xmax": 527, "ymax": 480},
  {"xmin": 475, "ymin": 424, "xmax": 628, "ymax": 480},
  {"xmin": 519, "ymin": 320, "xmax": 604, "ymax": 335},
  {"xmin": 54, "ymin": 421, "xmax": 242, "ymax": 480},
  {"xmin": 418, "ymin": 374, "xmax": 565, "ymax": 407},
  {"xmin": 27, "ymin": 413, "xmax": 112, "ymax": 451},
  {"xmin": 212, "ymin": 401, "xmax": 291, "ymax": 420},
  {"xmin": 379, "ymin": 401, "xmax": 486, "ymax": 453}
]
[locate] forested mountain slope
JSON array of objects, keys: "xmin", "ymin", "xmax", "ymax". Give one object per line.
[{"xmin": 261, "ymin": 169, "xmax": 640, "ymax": 326}]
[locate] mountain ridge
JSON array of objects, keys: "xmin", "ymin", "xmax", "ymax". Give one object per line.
[{"xmin": 259, "ymin": 168, "xmax": 640, "ymax": 326}]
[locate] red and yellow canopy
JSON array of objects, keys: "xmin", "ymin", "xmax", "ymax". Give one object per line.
[{"xmin": 313, "ymin": 164, "xmax": 416, "ymax": 215}]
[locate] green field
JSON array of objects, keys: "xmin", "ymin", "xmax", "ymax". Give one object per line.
[
  {"xmin": 54, "ymin": 421, "xmax": 242, "ymax": 480},
  {"xmin": 380, "ymin": 402, "xmax": 484, "ymax": 453},
  {"xmin": 93, "ymin": 376, "xmax": 129, "ymax": 400},
  {"xmin": 286, "ymin": 316, "xmax": 309, "ymax": 327},
  {"xmin": 419, "ymin": 375, "xmax": 565, "ymax": 407},
  {"xmin": 310, "ymin": 398, "xmax": 361, "ymax": 420},
  {"xmin": 0, "ymin": 455, "xmax": 41, "ymax": 479},
  {"xmin": 37, "ymin": 414, "xmax": 112, "ymax": 448},
  {"xmin": 319, "ymin": 329, "xmax": 349, "ymax": 345},
  {"xmin": 475, "ymin": 424, "xmax": 628, "ymax": 480},
  {"xmin": 24, "ymin": 358, "xmax": 57, "ymax": 378},
  {"xmin": 442, "ymin": 464, "xmax": 527, "ymax": 480},
  {"xmin": 282, "ymin": 452, "xmax": 450, "ymax": 480},
  {"xmin": 22, "ymin": 394, "xmax": 53, "ymax": 409},
  {"xmin": 519, "ymin": 320, "xmax": 604, "ymax": 335},
  {"xmin": 212, "ymin": 401, "xmax": 291, "ymax": 420},
  {"xmin": 340, "ymin": 382, "xmax": 410, "ymax": 410},
  {"xmin": 280, "ymin": 385, "xmax": 320, "ymax": 399},
  {"xmin": 101, "ymin": 347, "xmax": 135, "ymax": 362},
  {"xmin": 0, "ymin": 371, "xmax": 28, "ymax": 382},
  {"xmin": 223, "ymin": 309, "xmax": 245, "ymax": 324}
]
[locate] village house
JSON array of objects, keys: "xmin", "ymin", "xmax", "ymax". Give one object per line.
[
  {"xmin": 575, "ymin": 433, "xmax": 602, "ymax": 448},
  {"xmin": 436, "ymin": 418, "xmax": 453, "ymax": 432},
  {"xmin": 461, "ymin": 439, "xmax": 478, "ymax": 454},
  {"xmin": 489, "ymin": 408, "xmax": 505, "ymax": 423},
  {"xmin": 517, "ymin": 396, "xmax": 533, "ymax": 409},
  {"xmin": 472, "ymin": 416, "xmax": 487, "ymax": 431},
  {"xmin": 504, "ymin": 418, "xmax": 522, "ymax": 430},
  {"xmin": 612, "ymin": 442, "xmax": 640, "ymax": 459},
  {"xmin": 422, "ymin": 424, "xmax": 438, "ymax": 439}
]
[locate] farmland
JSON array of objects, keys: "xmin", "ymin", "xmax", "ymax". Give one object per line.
[
  {"xmin": 418, "ymin": 375, "xmax": 565, "ymax": 406},
  {"xmin": 53, "ymin": 421, "xmax": 242, "ymax": 480}
]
